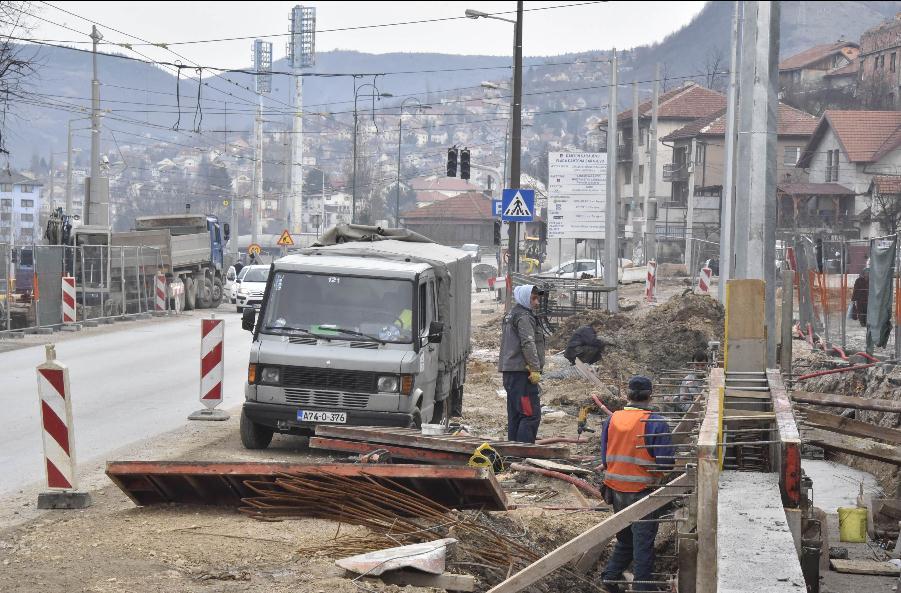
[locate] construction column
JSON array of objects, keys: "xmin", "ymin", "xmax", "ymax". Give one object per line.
[{"xmin": 605, "ymin": 49, "xmax": 619, "ymax": 312}]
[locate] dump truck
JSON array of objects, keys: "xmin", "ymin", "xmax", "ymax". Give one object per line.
[
  {"xmin": 238, "ymin": 225, "xmax": 472, "ymax": 449},
  {"xmin": 108, "ymin": 214, "xmax": 229, "ymax": 310}
]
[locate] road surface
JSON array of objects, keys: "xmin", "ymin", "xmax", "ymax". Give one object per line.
[{"xmin": 0, "ymin": 311, "xmax": 251, "ymax": 495}]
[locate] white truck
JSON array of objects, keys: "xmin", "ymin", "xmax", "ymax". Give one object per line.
[{"xmin": 239, "ymin": 227, "xmax": 472, "ymax": 449}]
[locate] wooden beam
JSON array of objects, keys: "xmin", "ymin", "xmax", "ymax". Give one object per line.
[
  {"xmin": 696, "ymin": 368, "xmax": 724, "ymax": 593},
  {"xmin": 725, "ymin": 279, "xmax": 766, "ymax": 373},
  {"xmin": 484, "ymin": 473, "xmax": 690, "ymax": 593},
  {"xmin": 800, "ymin": 409, "xmax": 901, "ymax": 445},
  {"xmin": 805, "ymin": 429, "xmax": 901, "ymax": 465},
  {"xmin": 792, "ymin": 391, "xmax": 901, "ymax": 414},
  {"xmin": 829, "ymin": 559, "xmax": 900, "ymax": 576}
]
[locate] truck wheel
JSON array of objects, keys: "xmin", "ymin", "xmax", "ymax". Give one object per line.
[
  {"xmin": 184, "ymin": 277, "xmax": 196, "ymax": 310},
  {"xmin": 211, "ymin": 278, "xmax": 223, "ymax": 307},
  {"xmin": 196, "ymin": 276, "xmax": 213, "ymax": 309},
  {"xmin": 240, "ymin": 409, "xmax": 273, "ymax": 449},
  {"xmin": 408, "ymin": 407, "xmax": 422, "ymax": 430},
  {"xmin": 430, "ymin": 397, "xmax": 450, "ymax": 426}
]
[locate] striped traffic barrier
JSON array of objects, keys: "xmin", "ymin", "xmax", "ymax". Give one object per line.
[
  {"xmin": 646, "ymin": 260, "xmax": 657, "ymax": 303},
  {"xmin": 154, "ymin": 274, "xmax": 167, "ymax": 313},
  {"xmin": 61, "ymin": 276, "xmax": 77, "ymax": 325},
  {"xmin": 36, "ymin": 345, "xmax": 91, "ymax": 509},
  {"xmin": 188, "ymin": 314, "xmax": 229, "ymax": 421},
  {"xmin": 698, "ymin": 267, "xmax": 713, "ymax": 294}
]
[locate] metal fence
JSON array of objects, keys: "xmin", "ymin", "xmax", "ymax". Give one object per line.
[
  {"xmin": 1, "ymin": 240, "xmax": 168, "ymax": 336},
  {"xmin": 789, "ymin": 235, "xmax": 900, "ymax": 359}
]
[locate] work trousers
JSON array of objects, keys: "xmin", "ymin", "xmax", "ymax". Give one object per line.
[
  {"xmin": 601, "ymin": 488, "xmax": 660, "ymax": 592},
  {"xmin": 503, "ymin": 371, "xmax": 541, "ymax": 443}
]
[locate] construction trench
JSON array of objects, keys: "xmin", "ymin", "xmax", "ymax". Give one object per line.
[{"xmin": 1, "ymin": 280, "xmax": 900, "ymax": 593}]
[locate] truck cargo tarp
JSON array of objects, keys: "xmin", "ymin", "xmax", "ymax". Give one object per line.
[
  {"xmin": 867, "ymin": 236, "xmax": 897, "ymax": 351},
  {"xmin": 314, "ymin": 224, "xmax": 433, "ymax": 246}
]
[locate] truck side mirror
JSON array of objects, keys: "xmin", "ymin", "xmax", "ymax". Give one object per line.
[
  {"xmin": 222, "ymin": 223, "xmax": 231, "ymax": 241},
  {"xmin": 242, "ymin": 308, "xmax": 256, "ymax": 332},
  {"xmin": 427, "ymin": 321, "xmax": 444, "ymax": 344}
]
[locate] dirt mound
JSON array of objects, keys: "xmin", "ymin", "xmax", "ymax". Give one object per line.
[{"xmin": 550, "ymin": 293, "xmax": 724, "ymax": 376}]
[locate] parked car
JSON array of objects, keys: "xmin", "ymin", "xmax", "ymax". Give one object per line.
[
  {"xmin": 235, "ymin": 265, "xmax": 270, "ymax": 312},
  {"xmin": 224, "ymin": 266, "xmax": 238, "ymax": 303},
  {"xmin": 536, "ymin": 259, "xmax": 604, "ymax": 280}
]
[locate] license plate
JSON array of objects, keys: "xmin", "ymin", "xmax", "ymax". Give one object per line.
[{"xmin": 298, "ymin": 410, "xmax": 347, "ymax": 423}]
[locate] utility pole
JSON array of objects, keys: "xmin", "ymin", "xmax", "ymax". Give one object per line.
[
  {"xmin": 66, "ymin": 119, "xmax": 74, "ymax": 214},
  {"xmin": 631, "ymin": 81, "xmax": 641, "ymax": 259},
  {"xmin": 289, "ymin": 6, "xmax": 316, "ymax": 235},
  {"xmin": 87, "ymin": 25, "xmax": 102, "ymax": 226},
  {"xmin": 508, "ymin": 1, "xmax": 524, "ymax": 280},
  {"xmin": 252, "ymin": 95, "xmax": 262, "ymax": 246},
  {"xmin": 738, "ymin": 0, "xmax": 780, "ymax": 366},
  {"xmin": 719, "ymin": 1, "xmax": 741, "ymax": 303},
  {"xmin": 647, "ymin": 63, "xmax": 660, "ymax": 261},
  {"xmin": 684, "ymin": 138, "xmax": 697, "ymax": 274},
  {"xmin": 605, "ymin": 49, "xmax": 619, "ymax": 312}
]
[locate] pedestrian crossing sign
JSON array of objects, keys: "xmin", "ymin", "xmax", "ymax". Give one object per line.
[
  {"xmin": 501, "ymin": 188, "xmax": 535, "ymax": 222},
  {"xmin": 277, "ymin": 229, "xmax": 294, "ymax": 246}
]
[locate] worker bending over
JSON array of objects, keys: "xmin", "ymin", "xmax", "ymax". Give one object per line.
[{"xmin": 600, "ymin": 376, "xmax": 675, "ymax": 593}]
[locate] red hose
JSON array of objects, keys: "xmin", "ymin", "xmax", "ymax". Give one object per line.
[
  {"xmin": 796, "ymin": 362, "xmax": 878, "ymax": 381},
  {"xmin": 509, "ymin": 462, "xmax": 605, "ymax": 500},
  {"xmin": 854, "ymin": 351, "xmax": 879, "ymax": 363},
  {"xmin": 832, "ymin": 346, "xmax": 849, "ymax": 361},
  {"xmin": 592, "ymin": 393, "xmax": 614, "ymax": 417}
]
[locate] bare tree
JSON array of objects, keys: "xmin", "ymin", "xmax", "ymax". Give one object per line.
[
  {"xmin": 660, "ymin": 61, "xmax": 675, "ymax": 93},
  {"xmin": 871, "ymin": 191, "xmax": 901, "ymax": 236},
  {"xmin": 696, "ymin": 46, "xmax": 728, "ymax": 92},
  {"xmin": 0, "ymin": 3, "xmax": 39, "ymax": 156},
  {"xmin": 858, "ymin": 73, "xmax": 897, "ymax": 111}
]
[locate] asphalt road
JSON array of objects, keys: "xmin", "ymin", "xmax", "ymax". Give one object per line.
[{"xmin": 0, "ymin": 311, "xmax": 251, "ymax": 495}]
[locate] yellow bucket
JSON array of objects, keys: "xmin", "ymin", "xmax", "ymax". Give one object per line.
[{"xmin": 837, "ymin": 507, "xmax": 867, "ymax": 543}]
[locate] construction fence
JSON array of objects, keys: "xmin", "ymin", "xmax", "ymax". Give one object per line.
[
  {"xmin": 787, "ymin": 234, "xmax": 901, "ymax": 359},
  {"xmin": 1, "ymin": 241, "xmax": 169, "ymax": 335}
]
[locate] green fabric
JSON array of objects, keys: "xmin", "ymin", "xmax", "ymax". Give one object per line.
[{"xmin": 866, "ymin": 237, "xmax": 897, "ymax": 351}]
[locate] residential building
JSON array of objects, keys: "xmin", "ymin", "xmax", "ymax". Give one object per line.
[
  {"xmin": 0, "ymin": 171, "xmax": 43, "ymax": 244},
  {"xmin": 401, "ymin": 192, "xmax": 493, "ymax": 246},
  {"xmin": 599, "ymin": 82, "xmax": 727, "ymax": 225},
  {"xmin": 778, "ymin": 41, "xmax": 859, "ymax": 90},
  {"xmin": 859, "ymin": 14, "xmax": 901, "ymax": 106},
  {"xmin": 661, "ymin": 102, "xmax": 818, "ymax": 237},
  {"xmin": 409, "ymin": 175, "xmax": 480, "ymax": 207},
  {"xmin": 796, "ymin": 110, "xmax": 901, "ymax": 237}
]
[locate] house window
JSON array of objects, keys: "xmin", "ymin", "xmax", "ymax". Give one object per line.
[
  {"xmin": 792, "ymin": 70, "xmax": 801, "ymax": 84},
  {"xmin": 832, "ymin": 150, "xmax": 839, "ymax": 181},
  {"xmin": 19, "ymin": 227, "xmax": 33, "ymax": 236},
  {"xmin": 639, "ymin": 127, "xmax": 647, "ymax": 146},
  {"xmin": 892, "ymin": 53, "xmax": 897, "ymax": 73},
  {"xmin": 20, "ymin": 199, "xmax": 34, "ymax": 208},
  {"xmin": 624, "ymin": 164, "xmax": 632, "ymax": 185},
  {"xmin": 0, "ymin": 184, "xmax": 12, "ymax": 193},
  {"xmin": 0, "ymin": 198, "xmax": 10, "ymax": 207},
  {"xmin": 826, "ymin": 149, "xmax": 840, "ymax": 182},
  {"xmin": 19, "ymin": 185, "xmax": 33, "ymax": 193},
  {"xmin": 826, "ymin": 150, "xmax": 833, "ymax": 182},
  {"xmin": 695, "ymin": 143, "xmax": 706, "ymax": 165},
  {"xmin": 20, "ymin": 213, "xmax": 33, "ymax": 222},
  {"xmin": 0, "ymin": 212, "xmax": 10, "ymax": 221},
  {"xmin": 783, "ymin": 146, "xmax": 802, "ymax": 166}
]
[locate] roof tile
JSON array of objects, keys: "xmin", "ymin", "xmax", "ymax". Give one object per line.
[
  {"xmin": 402, "ymin": 192, "xmax": 493, "ymax": 221},
  {"xmin": 605, "ymin": 83, "xmax": 726, "ymax": 124},
  {"xmin": 871, "ymin": 175, "xmax": 901, "ymax": 195},
  {"xmin": 661, "ymin": 103, "xmax": 817, "ymax": 142},
  {"xmin": 778, "ymin": 42, "xmax": 859, "ymax": 71},
  {"xmin": 823, "ymin": 110, "xmax": 901, "ymax": 162}
]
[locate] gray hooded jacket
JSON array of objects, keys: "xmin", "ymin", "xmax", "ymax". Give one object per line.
[{"xmin": 499, "ymin": 285, "xmax": 546, "ymax": 372}]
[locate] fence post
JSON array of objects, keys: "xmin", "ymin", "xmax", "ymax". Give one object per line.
[{"xmin": 36, "ymin": 344, "xmax": 91, "ymax": 509}]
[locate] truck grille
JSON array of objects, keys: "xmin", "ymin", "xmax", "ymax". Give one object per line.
[
  {"xmin": 281, "ymin": 366, "xmax": 378, "ymax": 393},
  {"xmin": 284, "ymin": 388, "xmax": 371, "ymax": 409}
]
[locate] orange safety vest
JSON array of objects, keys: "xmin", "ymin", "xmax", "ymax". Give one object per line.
[{"xmin": 603, "ymin": 408, "xmax": 660, "ymax": 493}]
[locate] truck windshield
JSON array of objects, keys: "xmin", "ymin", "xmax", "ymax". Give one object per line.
[{"xmin": 262, "ymin": 272, "xmax": 415, "ymax": 343}]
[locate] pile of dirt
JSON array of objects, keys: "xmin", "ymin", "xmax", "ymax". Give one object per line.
[
  {"xmin": 472, "ymin": 313, "xmax": 504, "ymax": 349},
  {"xmin": 549, "ymin": 293, "xmax": 725, "ymax": 376}
]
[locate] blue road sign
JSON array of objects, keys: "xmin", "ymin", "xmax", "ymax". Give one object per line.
[
  {"xmin": 501, "ymin": 189, "xmax": 535, "ymax": 222},
  {"xmin": 492, "ymin": 200, "xmax": 502, "ymax": 217}
]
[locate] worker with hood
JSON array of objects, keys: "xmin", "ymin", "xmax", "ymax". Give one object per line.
[{"xmin": 499, "ymin": 285, "xmax": 546, "ymax": 443}]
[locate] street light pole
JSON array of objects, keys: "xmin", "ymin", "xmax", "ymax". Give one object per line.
[
  {"xmin": 396, "ymin": 98, "xmax": 429, "ymax": 227},
  {"xmin": 351, "ymin": 81, "xmax": 392, "ymax": 224}
]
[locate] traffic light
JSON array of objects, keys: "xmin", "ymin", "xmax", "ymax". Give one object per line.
[
  {"xmin": 493, "ymin": 220, "xmax": 502, "ymax": 246},
  {"xmin": 446, "ymin": 147, "xmax": 458, "ymax": 177},
  {"xmin": 460, "ymin": 148, "xmax": 471, "ymax": 180}
]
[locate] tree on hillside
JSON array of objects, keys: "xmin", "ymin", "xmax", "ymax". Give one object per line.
[
  {"xmin": 696, "ymin": 46, "xmax": 728, "ymax": 92},
  {"xmin": 0, "ymin": 3, "xmax": 39, "ymax": 157}
]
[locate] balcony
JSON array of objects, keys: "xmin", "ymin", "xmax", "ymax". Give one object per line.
[{"xmin": 663, "ymin": 163, "xmax": 689, "ymax": 183}]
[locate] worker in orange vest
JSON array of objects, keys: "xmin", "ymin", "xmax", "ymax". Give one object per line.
[{"xmin": 600, "ymin": 376, "xmax": 675, "ymax": 593}]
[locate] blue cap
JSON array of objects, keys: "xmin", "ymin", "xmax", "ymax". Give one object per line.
[{"xmin": 628, "ymin": 375, "xmax": 653, "ymax": 395}]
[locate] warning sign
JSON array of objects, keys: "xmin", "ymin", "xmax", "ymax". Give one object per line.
[
  {"xmin": 247, "ymin": 243, "xmax": 262, "ymax": 256},
  {"xmin": 276, "ymin": 229, "xmax": 294, "ymax": 247}
]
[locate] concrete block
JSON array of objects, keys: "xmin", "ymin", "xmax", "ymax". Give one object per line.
[
  {"xmin": 187, "ymin": 408, "xmax": 230, "ymax": 421},
  {"xmin": 99, "ymin": 318, "xmax": 115, "ymax": 325},
  {"xmin": 31, "ymin": 327, "xmax": 55, "ymax": 335},
  {"xmin": 59, "ymin": 324, "xmax": 82, "ymax": 332},
  {"xmin": 135, "ymin": 313, "xmax": 152, "ymax": 320},
  {"xmin": 37, "ymin": 490, "xmax": 92, "ymax": 509},
  {"xmin": 82, "ymin": 320, "xmax": 99, "ymax": 328},
  {"xmin": 2, "ymin": 331, "xmax": 25, "ymax": 339}
]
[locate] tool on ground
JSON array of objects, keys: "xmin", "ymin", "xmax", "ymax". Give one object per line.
[
  {"xmin": 577, "ymin": 406, "xmax": 596, "ymax": 439},
  {"xmin": 468, "ymin": 443, "xmax": 505, "ymax": 473}
]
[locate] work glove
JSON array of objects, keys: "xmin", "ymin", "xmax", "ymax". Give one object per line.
[{"xmin": 528, "ymin": 370, "xmax": 542, "ymax": 385}]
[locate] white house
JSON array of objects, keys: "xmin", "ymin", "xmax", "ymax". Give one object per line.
[{"xmin": 0, "ymin": 171, "xmax": 43, "ymax": 244}]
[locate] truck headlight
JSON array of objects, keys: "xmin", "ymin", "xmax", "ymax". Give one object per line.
[
  {"xmin": 377, "ymin": 376, "xmax": 399, "ymax": 393},
  {"xmin": 260, "ymin": 367, "xmax": 280, "ymax": 384}
]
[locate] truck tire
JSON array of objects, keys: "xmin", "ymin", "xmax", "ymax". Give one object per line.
[
  {"xmin": 211, "ymin": 277, "xmax": 223, "ymax": 307},
  {"xmin": 184, "ymin": 277, "xmax": 196, "ymax": 310},
  {"xmin": 240, "ymin": 409, "xmax": 273, "ymax": 449},
  {"xmin": 196, "ymin": 275, "xmax": 213, "ymax": 309}
]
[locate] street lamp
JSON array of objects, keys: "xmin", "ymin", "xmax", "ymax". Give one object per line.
[
  {"xmin": 396, "ymin": 98, "xmax": 431, "ymax": 227},
  {"xmin": 352, "ymin": 81, "xmax": 393, "ymax": 224},
  {"xmin": 466, "ymin": 4, "xmax": 523, "ymax": 304}
]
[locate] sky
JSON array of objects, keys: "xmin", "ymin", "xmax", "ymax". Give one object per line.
[{"xmin": 27, "ymin": 1, "xmax": 707, "ymax": 68}]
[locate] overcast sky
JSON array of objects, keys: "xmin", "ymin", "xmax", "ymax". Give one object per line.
[{"xmin": 29, "ymin": 1, "xmax": 706, "ymax": 68}]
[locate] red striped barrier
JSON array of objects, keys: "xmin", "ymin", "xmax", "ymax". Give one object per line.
[
  {"xmin": 154, "ymin": 274, "xmax": 167, "ymax": 312},
  {"xmin": 189, "ymin": 315, "xmax": 229, "ymax": 421},
  {"xmin": 36, "ymin": 345, "xmax": 91, "ymax": 508},
  {"xmin": 697, "ymin": 267, "xmax": 712, "ymax": 294},
  {"xmin": 61, "ymin": 276, "xmax": 76, "ymax": 324},
  {"xmin": 645, "ymin": 260, "xmax": 657, "ymax": 303}
]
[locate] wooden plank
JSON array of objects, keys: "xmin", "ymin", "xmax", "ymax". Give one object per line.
[
  {"xmin": 484, "ymin": 473, "xmax": 690, "ymax": 593},
  {"xmin": 800, "ymin": 409, "xmax": 901, "ymax": 445},
  {"xmin": 829, "ymin": 559, "xmax": 900, "ymax": 576},
  {"xmin": 792, "ymin": 391, "xmax": 901, "ymax": 414},
  {"xmin": 805, "ymin": 430, "xmax": 901, "ymax": 465},
  {"xmin": 525, "ymin": 458, "xmax": 594, "ymax": 476},
  {"xmin": 725, "ymin": 279, "xmax": 766, "ymax": 373},
  {"xmin": 353, "ymin": 570, "xmax": 477, "ymax": 591}
]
